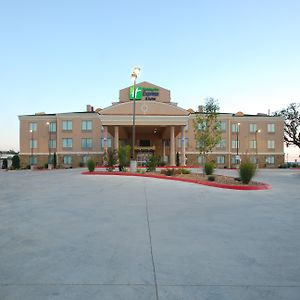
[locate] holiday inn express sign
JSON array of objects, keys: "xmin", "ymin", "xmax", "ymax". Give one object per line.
[{"xmin": 129, "ymin": 86, "xmax": 160, "ymax": 101}]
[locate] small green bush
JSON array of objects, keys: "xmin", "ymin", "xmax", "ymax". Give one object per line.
[
  {"xmin": 87, "ymin": 159, "xmax": 96, "ymax": 172},
  {"xmin": 179, "ymin": 168, "xmax": 191, "ymax": 174},
  {"xmin": 239, "ymin": 160, "xmax": 256, "ymax": 184},
  {"xmin": 146, "ymin": 155, "xmax": 160, "ymax": 172},
  {"xmin": 12, "ymin": 155, "xmax": 20, "ymax": 169},
  {"xmin": 204, "ymin": 162, "xmax": 214, "ymax": 175}
]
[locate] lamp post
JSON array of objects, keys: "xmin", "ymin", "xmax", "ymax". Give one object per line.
[
  {"xmin": 46, "ymin": 122, "xmax": 51, "ymax": 168},
  {"xmin": 255, "ymin": 129, "xmax": 261, "ymax": 166},
  {"xmin": 236, "ymin": 122, "xmax": 240, "ymax": 164},
  {"xmin": 30, "ymin": 129, "xmax": 33, "ymax": 169},
  {"xmin": 130, "ymin": 66, "xmax": 141, "ymax": 172}
]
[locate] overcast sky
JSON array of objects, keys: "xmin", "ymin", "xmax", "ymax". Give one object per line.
[{"xmin": 0, "ymin": 0, "xmax": 299, "ymax": 159}]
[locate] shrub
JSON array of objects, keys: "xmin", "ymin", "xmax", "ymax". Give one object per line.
[
  {"xmin": 87, "ymin": 159, "xmax": 96, "ymax": 172},
  {"xmin": 165, "ymin": 168, "xmax": 175, "ymax": 176},
  {"xmin": 105, "ymin": 149, "xmax": 117, "ymax": 172},
  {"xmin": 239, "ymin": 160, "xmax": 256, "ymax": 184},
  {"xmin": 146, "ymin": 155, "xmax": 160, "ymax": 172},
  {"xmin": 208, "ymin": 175, "xmax": 215, "ymax": 181},
  {"xmin": 118, "ymin": 145, "xmax": 131, "ymax": 171},
  {"xmin": 204, "ymin": 162, "xmax": 214, "ymax": 175},
  {"xmin": 179, "ymin": 168, "xmax": 191, "ymax": 174},
  {"xmin": 12, "ymin": 155, "xmax": 20, "ymax": 169}
]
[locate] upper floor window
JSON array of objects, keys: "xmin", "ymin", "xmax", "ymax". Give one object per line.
[
  {"xmin": 249, "ymin": 140, "xmax": 257, "ymax": 149},
  {"xmin": 62, "ymin": 120, "xmax": 72, "ymax": 131},
  {"xmin": 219, "ymin": 121, "xmax": 226, "ymax": 131},
  {"xmin": 232, "ymin": 140, "xmax": 240, "ymax": 149},
  {"xmin": 29, "ymin": 140, "xmax": 38, "ymax": 149},
  {"xmin": 29, "ymin": 122, "xmax": 37, "ymax": 132},
  {"xmin": 216, "ymin": 139, "xmax": 226, "ymax": 148},
  {"xmin": 197, "ymin": 122, "xmax": 206, "ymax": 131},
  {"xmin": 82, "ymin": 120, "xmax": 92, "ymax": 131},
  {"xmin": 267, "ymin": 123, "xmax": 275, "ymax": 133},
  {"xmin": 177, "ymin": 138, "xmax": 189, "ymax": 148},
  {"xmin": 249, "ymin": 123, "xmax": 257, "ymax": 133},
  {"xmin": 81, "ymin": 138, "xmax": 93, "ymax": 149},
  {"xmin": 232, "ymin": 123, "xmax": 240, "ymax": 132},
  {"xmin": 62, "ymin": 138, "xmax": 73, "ymax": 148},
  {"xmin": 267, "ymin": 140, "xmax": 275, "ymax": 149},
  {"xmin": 49, "ymin": 122, "xmax": 56, "ymax": 132},
  {"xmin": 49, "ymin": 139, "xmax": 56, "ymax": 149}
]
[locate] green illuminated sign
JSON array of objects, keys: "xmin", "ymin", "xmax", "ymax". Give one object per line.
[
  {"xmin": 130, "ymin": 86, "xmax": 143, "ymax": 100},
  {"xmin": 129, "ymin": 86, "xmax": 160, "ymax": 100}
]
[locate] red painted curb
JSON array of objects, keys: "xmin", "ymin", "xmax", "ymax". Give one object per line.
[{"xmin": 81, "ymin": 171, "xmax": 271, "ymax": 191}]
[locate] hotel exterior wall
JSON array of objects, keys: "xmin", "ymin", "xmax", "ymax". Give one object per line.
[
  {"xmin": 181, "ymin": 113, "xmax": 284, "ymax": 168},
  {"xmin": 19, "ymin": 112, "xmax": 104, "ymax": 168}
]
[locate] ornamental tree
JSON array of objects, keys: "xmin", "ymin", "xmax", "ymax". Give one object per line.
[
  {"xmin": 275, "ymin": 103, "xmax": 300, "ymax": 148},
  {"xmin": 194, "ymin": 97, "xmax": 222, "ymax": 163}
]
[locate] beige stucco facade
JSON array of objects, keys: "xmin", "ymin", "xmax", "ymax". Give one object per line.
[{"xmin": 18, "ymin": 82, "xmax": 285, "ymax": 168}]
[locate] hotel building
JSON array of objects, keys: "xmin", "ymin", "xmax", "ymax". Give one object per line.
[{"xmin": 19, "ymin": 82, "xmax": 284, "ymax": 168}]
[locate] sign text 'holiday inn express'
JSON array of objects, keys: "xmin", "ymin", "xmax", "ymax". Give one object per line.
[{"xmin": 129, "ymin": 86, "xmax": 159, "ymax": 101}]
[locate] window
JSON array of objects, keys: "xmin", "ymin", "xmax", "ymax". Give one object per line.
[
  {"xmin": 29, "ymin": 122, "xmax": 37, "ymax": 131},
  {"xmin": 62, "ymin": 120, "xmax": 72, "ymax": 131},
  {"xmin": 268, "ymin": 123, "xmax": 275, "ymax": 133},
  {"xmin": 267, "ymin": 140, "xmax": 275, "ymax": 149},
  {"xmin": 249, "ymin": 140, "xmax": 257, "ymax": 149},
  {"xmin": 232, "ymin": 123, "xmax": 240, "ymax": 132},
  {"xmin": 220, "ymin": 121, "xmax": 226, "ymax": 131},
  {"xmin": 140, "ymin": 140, "xmax": 150, "ymax": 147},
  {"xmin": 101, "ymin": 138, "xmax": 112, "ymax": 149},
  {"xmin": 29, "ymin": 156, "xmax": 37, "ymax": 165},
  {"xmin": 250, "ymin": 156, "xmax": 257, "ymax": 164},
  {"xmin": 49, "ymin": 122, "xmax": 56, "ymax": 132},
  {"xmin": 30, "ymin": 140, "xmax": 38, "ymax": 149},
  {"xmin": 198, "ymin": 155, "xmax": 205, "ymax": 164},
  {"xmin": 216, "ymin": 139, "xmax": 226, "ymax": 148},
  {"xmin": 197, "ymin": 140, "xmax": 205, "ymax": 148},
  {"xmin": 249, "ymin": 124, "xmax": 257, "ymax": 133},
  {"xmin": 82, "ymin": 120, "xmax": 92, "ymax": 131},
  {"xmin": 63, "ymin": 155, "xmax": 72, "ymax": 165},
  {"xmin": 266, "ymin": 156, "xmax": 275, "ymax": 164},
  {"xmin": 81, "ymin": 138, "xmax": 93, "ymax": 149},
  {"xmin": 83, "ymin": 155, "xmax": 91, "ymax": 164},
  {"xmin": 232, "ymin": 140, "xmax": 240, "ymax": 149},
  {"xmin": 62, "ymin": 138, "xmax": 73, "ymax": 148},
  {"xmin": 178, "ymin": 138, "xmax": 189, "ymax": 148},
  {"xmin": 231, "ymin": 156, "xmax": 237, "ymax": 164},
  {"xmin": 197, "ymin": 122, "xmax": 206, "ymax": 130},
  {"xmin": 217, "ymin": 156, "xmax": 225, "ymax": 164},
  {"xmin": 49, "ymin": 139, "xmax": 56, "ymax": 148}
]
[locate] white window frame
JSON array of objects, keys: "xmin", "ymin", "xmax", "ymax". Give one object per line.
[
  {"xmin": 30, "ymin": 140, "xmax": 38, "ymax": 149},
  {"xmin": 217, "ymin": 155, "xmax": 225, "ymax": 164},
  {"xmin": 232, "ymin": 140, "xmax": 240, "ymax": 149},
  {"xmin": 29, "ymin": 122, "xmax": 37, "ymax": 131},
  {"xmin": 267, "ymin": 123, "xmax": 275, "ymax": 133},
  {"xmin": 63, "ymin": 155, "xmax": 72, "ymax": 165},
  {"xmin": 62, "ymin": 120, "xmax": 73, "ymax": 131},
  {"xmin": 267, "ymin": 140, "xmax": 275, "ymax": 149},
  {"xmin": 249, "ymin": 140, "xmax": 257, "ymax": 149},
  {"xmin": 81, "ymin": 138, "xmax": 93, "ymax": 149},
  {"xmin": 82, "ymin": 120, "xmax": 92, "ymax": 131},
  {"xmin": 266, "ymin": 156, "xmax": 275, "ymax": 164},
  {"xmin": 49, "ymin": 122, "xmax": 56, "ymax": 132},
  {"xmin": 62, "ymin": 138, "xmax": 73, "ymax": 148},
  {"xmin": 249, "ymin": 123, "xmax": 257, "ymax": 133}
]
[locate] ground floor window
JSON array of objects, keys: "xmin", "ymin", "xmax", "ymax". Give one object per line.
[
  {"xmin": 198, "ymin": 155, "xmax": 205, "ymax": 164},
  {"xmin": 82, "ymin": 155, "xmax": 91, "ymax": 164},
  {"xmin": 250, "ymin": 156, "xmax": 257, "ymax": 164},
  {"xmin": 217, "ymin": 155, "xmax": 225, "ymax": 164},
  {"xmin": 63, "ymin": 155, "xmax": 72, "ymax": 165},
  {"xmin": 29, "ymin": 156, "xmax": 37, "ymax": 165},
  {"xmin": 266, "ymin": 156, "xmax": 275, "ymax": 164}
]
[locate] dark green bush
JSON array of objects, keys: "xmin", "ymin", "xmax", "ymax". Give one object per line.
[
  {"xmin": 204, "ymin": 162, "xmax": 214, "ymax": 175},
  {"xmin": 239, "ymin": 160, "xmax": 256, "ymax": 184},
  {"xmin": 12, "ymin": 155, "xmax": 20, "ymax": 169},
  {"xmin": 105, "ymin": 149, "xmax": 117, "ymax": 172},
  {"xmin": 118, "ymin": 145, "xmax": 131, "ymax": 171},
  {"xmin": 146, "ymin": 155, "xmax": 160, "ymax": 172},
  {"xmin": 87, "ymin": 159, "xmax": 96, "ymax": 172}
]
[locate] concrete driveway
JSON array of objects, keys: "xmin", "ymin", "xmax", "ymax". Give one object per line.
[{"xmin": 0, "ymin": 168, "xmax": 299, "ymax": 299}]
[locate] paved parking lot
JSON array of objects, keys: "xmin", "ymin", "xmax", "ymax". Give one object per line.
[{"xmin": 0, "ymin": 168, "xmax": 299, "ymax": 299}]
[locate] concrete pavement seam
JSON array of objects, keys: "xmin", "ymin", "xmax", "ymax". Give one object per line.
[{"xmin": 144, "ymin": 181, "xmax": 160, "ymax": 300}]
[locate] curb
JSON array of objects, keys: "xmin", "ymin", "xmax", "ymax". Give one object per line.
[{"xmin": 81, "ymin": 171, "xmax": 272, "ymax": 191}]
